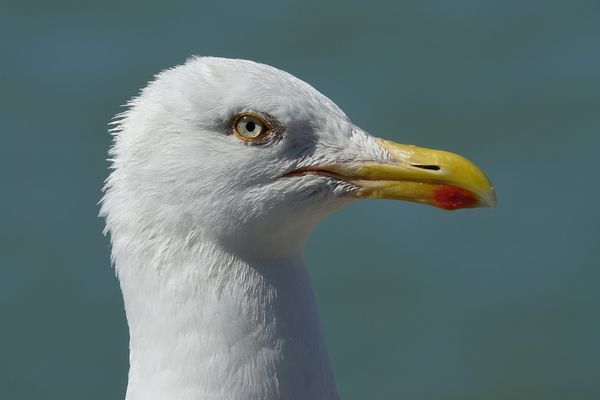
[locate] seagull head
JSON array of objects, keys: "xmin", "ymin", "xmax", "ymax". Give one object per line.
[{"xmin": 104, "ymin": 57, "xmax": 495, "ymax": 258}]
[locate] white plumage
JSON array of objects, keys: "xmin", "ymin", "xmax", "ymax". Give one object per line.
[{"xmin": 101, "ymin": 56, "xmax": 494, "ymax": 400}]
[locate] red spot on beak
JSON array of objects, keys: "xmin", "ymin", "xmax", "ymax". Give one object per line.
[{"xmin": 433, "ymin": 186, "xmax": 478, "ymax": 210}]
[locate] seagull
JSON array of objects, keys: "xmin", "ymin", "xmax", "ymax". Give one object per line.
[{"xmin": 101, "ymin": 56, "xmax": 495, "ymax": 400}]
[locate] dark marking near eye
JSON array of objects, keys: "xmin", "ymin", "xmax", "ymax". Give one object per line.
[{"xmin": 412, "ymin": 164, "xmax": 440, "ymax": 171}]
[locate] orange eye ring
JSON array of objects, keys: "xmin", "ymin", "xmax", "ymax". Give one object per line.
[{"xmin": 231, "ymin": 112, "xmax": 272, "ymax": 142}]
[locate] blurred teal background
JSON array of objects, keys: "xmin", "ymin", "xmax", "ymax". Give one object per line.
[{"xmin": 2, "ymin": 0, "xmax": 599, "ymax": 399}]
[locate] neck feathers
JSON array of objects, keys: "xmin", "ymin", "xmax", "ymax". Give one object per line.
[{"xmin": 114, "ymin": 235, "xmax": 339, "ymax": 400}]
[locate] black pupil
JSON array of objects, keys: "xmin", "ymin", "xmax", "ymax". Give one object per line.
[{"xmin": 245, "ymin": 121, "xmax": 256, "ymax": 132}]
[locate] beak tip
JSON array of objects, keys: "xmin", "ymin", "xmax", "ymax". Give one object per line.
[{"xmin": 481, "ymin": 186, "xmax": 497, "ymax": 209}]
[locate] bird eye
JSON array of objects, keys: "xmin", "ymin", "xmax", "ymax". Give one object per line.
[{"xmin": 232, "ymin": 113, "xmax": 271, "ymax": 142}]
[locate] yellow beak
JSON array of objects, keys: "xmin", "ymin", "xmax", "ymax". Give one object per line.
[{"xmin": 321, "ymin": 138, "xmax": 496, "ymax": 210}]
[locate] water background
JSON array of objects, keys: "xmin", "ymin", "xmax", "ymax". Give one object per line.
[{"xmin": 2, "ymin": 1, "xmax": 599, "ymax": 398}]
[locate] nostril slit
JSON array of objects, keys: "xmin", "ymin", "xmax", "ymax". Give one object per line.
[{"xmin": 412, "ymin": 164, "xmax": 441, "ymax": 171}]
